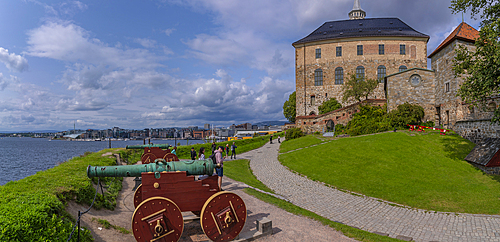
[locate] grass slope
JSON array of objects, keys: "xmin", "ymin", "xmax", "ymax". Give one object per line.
[
  {"xmin": 279, "ymin": 134, "xmax": 325, "ymax": 153},
  {"xmin": 280, "ymin": 132, "xmax": 500, "ymax": 215}
]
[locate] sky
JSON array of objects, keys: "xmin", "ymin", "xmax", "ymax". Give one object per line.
[{"xmin": 0, "ymin": 0, "xmax": 480, "ymax": 132}]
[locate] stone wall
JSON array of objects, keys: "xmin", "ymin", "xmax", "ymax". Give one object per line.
[
  {"xmin": 295, "ymin": 37, "xmax": 427, "ymax": 117},
  {"xmin": 296, "ymin": 99, "xmax": 386, "ymax": 134},
  {"xmin": 454, "ymin": 119, "xmax": 500, "ymax": 144},
  {"xmin": 386, "ymin": 68, "xmax": 436, "ymax": 123},
  {"xmin": 469, "ymin": 163, "xmax": 500, "ymax": 175}
]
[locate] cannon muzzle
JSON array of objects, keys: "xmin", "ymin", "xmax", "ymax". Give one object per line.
[
  {"xmin": 126, "ymin": 144, "xmax": 171, "ymax": 149},
  {"xmin": 87, "ymin": 159, "xmax": 215, "ymax": 178}
]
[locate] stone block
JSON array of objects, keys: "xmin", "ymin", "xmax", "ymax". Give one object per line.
[{"xmin": 256, "ymin": 217, "xmax": 272, "ymax": 235}]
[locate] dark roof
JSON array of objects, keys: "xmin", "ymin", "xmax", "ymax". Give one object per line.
[
  {"xmin": 293, "ymin": 18, "xmax": 429, "ymax": 46},
  {"xmin": 465, "ymin": 138, "xmax": 500, "ymax": 167},
  {"xmin": 428, "ymin": 22, "xmax": 479, "ymax": 58}
]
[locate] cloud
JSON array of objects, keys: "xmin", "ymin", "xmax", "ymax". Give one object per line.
[
  {"xmin": 0, "ymin": 48, "xmax": 29, "ymax": 72},
  {"xmin": 134, "ymin": 38, "xmax": 157, "ymax": 48},
  {"xmin": 163, "ymin": 28, "xmax": 176, "ymax": 36},
  {"xmin": 0, "ymin": 74, "xmax": 6, "ymax": 91}
]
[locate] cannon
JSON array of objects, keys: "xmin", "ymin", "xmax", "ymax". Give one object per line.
[
  {"xmin": 126, "ymin": 144, "xmax": 179, "ymax": 164},
  {"xmin": 87, "ymin": 159, "xmax": 247, "ymax": 242}
]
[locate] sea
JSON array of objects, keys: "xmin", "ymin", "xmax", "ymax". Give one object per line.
[{"xmin": 0, "ymin": 137, "xmax": 205, "ymax": 186}]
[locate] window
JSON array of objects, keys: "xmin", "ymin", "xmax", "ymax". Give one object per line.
[
  {"xmin": 310, "ymin": 96, "xmax": 315, "ymax": 106},
  {"xmin": 335, "ymin": 67, "xmax": 344, "ymax": 85},
  {"xmin": 356, "ymin": 66, "xmax": 365, "ymax": 81},
  {"xmin": 314, "ymin": 69, "xmax": 323, "ymax": 86},
  {"xmin": 445, "ymin": 82, "xmax": 450, "ymax": 92},
  {"xmin": 357, "ymin": 45, "xmax": 363, "ymax": 55},
  {"xmin": 336, "ymin": 46, "xmax": 342, "ymax": 57},
  {"xmin": 488, "ymin": 102, "xmax": 497, "ymax": 111},
  {"xmin": 377, "ymin": 65, "xmax": 386, "ymax": 83},
  {"xmin": 400, "ymin": 44, "xmax": 406, "ymax": 55},
  {"xmin": 316, "ymin": 48, "xmax": 321, "ymax": 59},
  {"xmin": 399, "ymin": 65, "xmax": 407, "ymax": 72},
  {"xmin": 379, "ymin": 44, "xmax": 384, "ymax": 55},
  {"xmin": 325, "ymin": 93, "xmax": 328, "ymax": 98}
]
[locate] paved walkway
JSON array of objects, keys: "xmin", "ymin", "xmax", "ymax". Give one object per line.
[{"xmin": 238, "ymin": 141, "xmax": 500, "ymax": 242}]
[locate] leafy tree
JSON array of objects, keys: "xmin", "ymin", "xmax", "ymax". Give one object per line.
[
  {"xmin": 318, "ymin": 98, "xmax": 342, "ymax": 114},
  {"xmin": 283, "ymin": 91, "xmax": 296, "ymax": 123},
  {"xmin": 451, "ymin": 0, "xmax": 500, "ymax": 123},
  {"xmin": 388, "ymin": 102, "xmax": 425, "ymax": 128},
  {"xmin": 342, "ymin": 74, "xmax": 379, "ymax": 103}
]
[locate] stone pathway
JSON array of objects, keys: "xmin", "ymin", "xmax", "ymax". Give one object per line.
[{"xmin": 239, "ymin": 141, "xmax": 500, "ymax": 242}]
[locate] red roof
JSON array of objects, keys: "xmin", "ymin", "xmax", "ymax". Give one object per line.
[{"xmin": 428, "ymin": 22, "xmax": 479, "ymax": 58}]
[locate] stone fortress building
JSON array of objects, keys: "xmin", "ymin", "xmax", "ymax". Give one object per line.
[{"xmin": 294, "ymin": 0, "xmax": 499, "ymax": 140}]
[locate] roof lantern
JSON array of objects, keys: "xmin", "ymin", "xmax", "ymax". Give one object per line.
[{"xmin": 349, "ymin": 0, "xmax": 366, "ymax": 20}]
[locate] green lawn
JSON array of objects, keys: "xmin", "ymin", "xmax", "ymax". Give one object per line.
[
  {"xmin": 279, "ymin": 132, "xmax": 500, "ymax": 215},
  {"xmin": 223, "ymin": 159, "xmax": 273, "ymax": 193},
  {"xmin": 279, "ymin": 134, "xmax": 325, "ymax": 153}
]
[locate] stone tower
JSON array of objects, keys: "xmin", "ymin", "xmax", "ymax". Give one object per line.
[{"xmin": 349, "ymin": 0, "xmax": 366, "ymax": 20}]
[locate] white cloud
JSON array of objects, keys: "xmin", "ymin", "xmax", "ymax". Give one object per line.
[
  {"xmin": 163, "ymin": 28, "xmax": 175, "ymax": 36},
  {"xmin": 134, "ymin": 38, "xmax": 157, "ymax": 48},
  {"xmin": 0, "ymin": 48, "xmax": 29, "ymax": 72},
  {"xmin": 0, "ymin": 74, "xmax": 6, "ymax": 91}
]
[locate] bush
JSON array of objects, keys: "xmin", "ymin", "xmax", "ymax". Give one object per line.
[
  {"xmin": 314, "ymin": 131, "xmax": 321, "ymax": 135},
  {"xmin": 285, "ymin": 128, "xmax": 304, "ymax": 141},
  {"xmin": 388, "ymin": 102, "xmax": 425, "ymax": 128},
  {"xmin": 420, "ymin": 121, "xmax": 435, "ymax": 127},
  {"xmin": 344, "ymin": 105, "xmax": 391, "ymax": 136}
]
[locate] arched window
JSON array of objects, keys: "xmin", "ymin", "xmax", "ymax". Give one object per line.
[
  {"xmin": 356, "ymin": 66, "xmax": 365, "ymax": 81},
  {"xmin": 488, "ymin": 102, "xmax": 497, "ymax": 111},
  {"xmin": 399, "ymin": 65, "xmax": 407, "ymax": 72},
  {"xmin": 377, "ymin": 65, "xmax": 386, "ymax": 83},
  {"xmin": 335, "ymin": 67, "xmax": 343, "ymax": 85},
  {"xmin": 314, "ymin": 69, "xmax": 323, "ymax": 86}
]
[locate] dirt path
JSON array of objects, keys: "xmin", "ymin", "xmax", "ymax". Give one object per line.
[{"xmin": 66, "ymin": 156, "xmax": 356, "ymax": 241}]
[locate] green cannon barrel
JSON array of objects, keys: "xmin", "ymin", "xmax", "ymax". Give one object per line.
[
  {"xmin": 87, "ymin": 159, "xmax": 216, "ymax": 178},
  {"xmin": 126, "ymin": 144, "xmax": 171, "ymax": 149}
]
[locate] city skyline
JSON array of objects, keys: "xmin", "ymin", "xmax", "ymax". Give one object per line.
[{"xmin": 0, "ymin": 0, "xmax": 480, "ymax": 131}]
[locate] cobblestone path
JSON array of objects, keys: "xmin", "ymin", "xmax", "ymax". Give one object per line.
[{"xmin": 239, "ymin": 141, "xmax": 500, "ymax": 242}]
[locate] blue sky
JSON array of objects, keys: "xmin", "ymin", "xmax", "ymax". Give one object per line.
[{"xmin": 0, "ymin": 0, "xmax": 479, "ymax": 131}]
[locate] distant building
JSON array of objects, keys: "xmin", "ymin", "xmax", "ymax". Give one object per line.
[{"xmin": 204, "ymin": 124, "xmax": 211, "ymax": 130}]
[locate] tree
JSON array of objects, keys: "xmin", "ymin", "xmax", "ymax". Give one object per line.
[
  {"xmin": 283, "ymin": 91, "xmax": 296, "ymax": 123},
  {"xmin": 342, "ymin": 74, "xmax": 379, "ymax": 103},
  {"xmin": 451, "ymin": 0, "xmax": 500, "ymax": 123},
  {"xmin": 318, "ymin": 98, "xmax": 342, "ymax": 114}
]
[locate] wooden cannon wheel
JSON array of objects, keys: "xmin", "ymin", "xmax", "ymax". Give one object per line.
[
  {"xmin": 141, "ymin": 153, "xmax": 158, "ymax": 164},
  {"xmin": 133, "ymin": 184, "xmax": 142, "ymax": 208},
  {"xmin": 132, "ymin": 197, "xmax": 184, "ymax": 242},
  {"xmin": 200, "ymin": 191, "xmax": 246, "ymax": 242},
  {"xmin": 162, "ymin": 153, "xmax": 179, "ymax": 162}
]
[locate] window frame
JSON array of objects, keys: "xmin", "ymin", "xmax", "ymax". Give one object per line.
[
  {"xmin": 379, "ymin": 44, "xmax": 385, "ymax": 55},
  {"xmin": 315, "ymin": 48, "xmax": 321, "ymax": 59},
  {"xmin": 310, "ymin": 96, "xmax": 316, "ymax": 106},
  {"xmin": 445, "ymin": 82, "xmax": 450, "ymax": 92},
  {"xmin": 335, "ymin": 67, "xmax": 344, "ymax": 85},
  {"xmin": 357, "ymin": 45, "xmax": 363, "ymax": 55},
  {"xmin": 377, "ymin": 65, "xmax": 386, "ymax": 83},
  {"xmin": 399, "ymin": 65, "xmax": 407, "ymax": 72},
  {"xmin": 314, "ymin": 69, "xmax": 323, "ymax": 86},
  {"xmin": 356, "ymin": 66, "xmax": 365, "ymax": 81},
  {"xmin": 400, "ymin": 44, "xmax": 406, "ymax": 55},
  {"xmin": 336, "ymin": 46, "xmax": 342, "ymax": 57}
]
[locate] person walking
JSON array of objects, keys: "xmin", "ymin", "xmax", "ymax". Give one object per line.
[
  {"xmin": 230, "ymin": 142, "xmax": 237, "ymax": 159},
  {"xmin": 190, "ymin": 147, "xmax": 197, "ymax": 160},
  {"xmin": 225, "ymin": 144, "xmax": 230, "ymax": 157},
  {"xmin": 270, "ymin": 134, "xmax": 273, "ymax": 144},
  {"xmin": 278, "ymin": 135, "xmax": 281, "ymax": 143},
  {"xmin": 198, "ymin": 147, "xmax": 205, "ymax": 160},
  {"xmin": 214, "ymin": 146, "xmax": 225, "ymax": 191},
  {"xmin": 211, "ymin": 141, "xmax": 217, "ymax": 154}
]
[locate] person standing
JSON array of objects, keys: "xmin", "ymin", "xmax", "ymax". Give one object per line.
[
  {"xmin": 231, "ymin": 142, "xmax": 237, "ymax": 159},
  {"xmin": 270, "ymin": 134, "xmax": 273, "ymax": 144},
  {"xmin": 278, "ymin": 135, "xmax": 281, "ymax": 143},
  {"xmin": 171, "ymin": 146, "xmax": 177, "ymax": 155},
  {"xmin": 214, "ymin": 146, "xmax": 225, "ymax": 191},
  {"xmin": 198, "ymin": 147, "xmax": 205, "ymax": 160},
  {"xmin": 225, "ymin": 144, "xmax": 230, "ymax": 158},
  {"xmin": 211, "ymin": 142, "xmax": 217, "ymax": 154},
  {"xmin": 190, "ymin": 147, "xmax": 197, "ymax": 160}
]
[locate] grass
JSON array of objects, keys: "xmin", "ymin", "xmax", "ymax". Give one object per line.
[
  {"xmin": 92, "ymin": 218, "xmax": 131, "ymax": 234},
  {"xmin": 279, "ymin": 132, "xmax": 500, "ymax": 215},
  {"xmin": 279, "ymin": 134, "xmax": 325, "ymax": 153},
  {"xmin": 0, "ymin": 149, "xmax": 124, "ymax": 241},
  {"xmin": 223, "ymin": 159, "xmax": 401, "ymax": 242}
]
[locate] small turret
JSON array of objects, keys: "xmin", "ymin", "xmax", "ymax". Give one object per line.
[{"xmin": 349, "ymin": 0, "xmax": 366, "ymax": 20}]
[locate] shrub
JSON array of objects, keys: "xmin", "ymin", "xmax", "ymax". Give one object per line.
[
  {"xmin": 388, "ymin": 102, "xmax": 425, "ymax": 128},
  {"xmin": 314, "ymin": 131, "xmax": 321, "ymax": 135},
  {"xmin": 285, "ymin": 128, "xmax": 304, "ymax": 141},
  {"xmin": 344, "ymin": 105, "xmax": 391, "ymax": 136},
  {"xmin": 420, "ymin": 121, "xmax": 435, "ymax": 127},
  {"xmin": 318, "ymin": 98, "xmax": 342, "ymax": 114}
]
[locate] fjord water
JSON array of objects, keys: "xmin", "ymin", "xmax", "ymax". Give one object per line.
[{"xmin": 0, "ymin": 137, "xmax": 204, "ymax": 185}]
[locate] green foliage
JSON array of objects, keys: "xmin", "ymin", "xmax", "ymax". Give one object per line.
[
  {"xmin": 318, "ymin": 98, "xmax": 342, "ymax": 114},
  {"xmin": 420, "ymin": 121, "xmax": 435, "ymax": 127},
  {"xmin": 284, "ymin": 128, "xmax": 304, "ymax": 141},
  {"xmin": 0, "ymin": 149, "xmax": 121, "ymax": 241},
  {"xmin": 451, "ymin": 0, "xmax": 500, "ymax": 124},
  {"xmin": 344, "ymin": 105, "xmax": 390, "ymax": 136},
  {"xmin": 283, "ymin": 91, "xmax": 296, "ymax": 123},
  {"xmin": 279, "ymin": 132, "xmax": 500, "ymax": 214},
  {"xmin": 342, "ymin": 74, "xmax": 379, "ymax": 103},
  {"xmin": 388, "ymin": 102, "xmax": 425, "ymax": 128}
]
